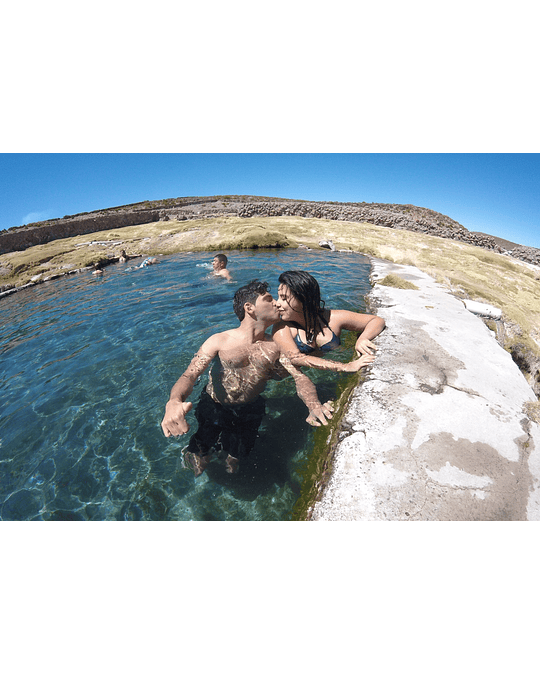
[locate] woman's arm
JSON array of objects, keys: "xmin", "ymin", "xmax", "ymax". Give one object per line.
[
  {"xmin": 329, "ymin": 309, "xmax": 385, "ymax": 356},
  {"xmin": 272, "ymin": 322, "xmax": 374, "ymax": 372}
]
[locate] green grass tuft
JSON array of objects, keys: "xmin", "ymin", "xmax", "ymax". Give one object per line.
[{"xmin": 377, "ymin": 274, "xmax": 419, "ymax": 290}]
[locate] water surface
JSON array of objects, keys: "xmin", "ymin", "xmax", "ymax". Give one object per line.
[{"xmin": 0, "ymin": 249, "xmax": 372, "ymax": 520}]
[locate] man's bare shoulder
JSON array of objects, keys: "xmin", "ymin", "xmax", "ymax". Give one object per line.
[{"xmin": 201, "ymin": 328, "xmax": 242, "ymax": 353}]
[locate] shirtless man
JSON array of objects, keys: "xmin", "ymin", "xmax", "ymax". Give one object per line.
[
  {"xmin": 161, "ymin": 280, "xmax": 374, "ymax": 476},
  {"xmin": 212, "ymin": 253, "xmax": 232, "ymax": 281}
]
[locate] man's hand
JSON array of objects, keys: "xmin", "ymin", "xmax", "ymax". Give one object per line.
[
  {"xmin": 342, "ymin": 353, "xmax": 375, "ymax": 372},
  {"xmin": 161, "ymin": 399, "xmax": 193, "ymax": 437},
  {"xmin": 306, "ymin": 401, "xmax": 335, "ymax": 427}
]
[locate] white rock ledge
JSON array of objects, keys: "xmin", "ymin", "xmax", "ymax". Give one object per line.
[{"xmin": 309, "ymin": 258, "xmax": 540, "ymax": 521}]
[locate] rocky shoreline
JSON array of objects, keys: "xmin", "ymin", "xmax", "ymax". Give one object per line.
[{"xmin": 2, "ymin": 195, "xmax": 540, "ymax": 266}]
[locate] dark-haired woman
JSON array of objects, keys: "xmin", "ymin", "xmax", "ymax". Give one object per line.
[{"xmin": 272, "ymin": 270, "xmax": 385, "ymax": 365}]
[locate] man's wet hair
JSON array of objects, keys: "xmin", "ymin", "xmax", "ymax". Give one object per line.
[
  {"xmin": 233, "ymin": 280, "xmax": 270, "ymax": 321},
  {"xmin": 278, "ymin": 270, "xmax": 325, "ymax": 343},
  {"xmin": 214, "ymin": 253, "xmax": 228, "ymax": 266}
]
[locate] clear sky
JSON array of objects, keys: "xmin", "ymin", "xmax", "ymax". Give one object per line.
[{"xmin": 1, "ymin": 153, "xmax": 539, "ymax": 249}]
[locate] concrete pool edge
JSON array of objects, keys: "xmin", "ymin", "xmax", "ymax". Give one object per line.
[{"xmin": 307, "ymin": 258, "xmax": 540, "ymax": 521}]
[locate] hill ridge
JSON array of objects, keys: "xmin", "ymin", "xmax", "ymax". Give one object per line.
[{"xmin": 1, "ymin": 195, "xmax": 539, "ymax": 266}]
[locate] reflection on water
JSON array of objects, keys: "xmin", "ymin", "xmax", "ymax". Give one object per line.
[{"xmin": 0, "ymin": 249, "xmax": 372, "ymax": 520}]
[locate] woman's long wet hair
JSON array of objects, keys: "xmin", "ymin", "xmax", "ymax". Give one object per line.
[{"xmin": 278, "ymin": 270, "xmax": 325, "ymax": 343}]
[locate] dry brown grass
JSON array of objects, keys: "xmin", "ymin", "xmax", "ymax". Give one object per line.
[{"xmin": 377, "ymin": 274, "xmax": 420, "ymax": 291}]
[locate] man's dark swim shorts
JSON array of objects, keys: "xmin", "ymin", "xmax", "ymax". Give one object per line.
[{"xmin": 186, "ymin": 388, "xmax": 266, "ymax": 459}]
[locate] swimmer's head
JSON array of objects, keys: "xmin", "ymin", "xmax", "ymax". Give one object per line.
[
  {"xmin": 213, "ymin": 254, "xmax": 228, "ymax": 270},
  {"xmin": 233, "ymin": 280, "xmax": 271, "ymax": 321}
]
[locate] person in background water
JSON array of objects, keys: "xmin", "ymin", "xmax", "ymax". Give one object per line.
[
  {"xmin": 272, "ymin": 269, "xmax": 385, "ymax": 364},
  {"xmin": 161, "ymin": 280, "xmax": 374, "ymax": 477},
  {"xmin": 140, "ymin": 257, "xmax": 159, "ymax": 268},
  {"xmin": 212, "ymin": 253, "xmax": 232, "ymax": 281}
]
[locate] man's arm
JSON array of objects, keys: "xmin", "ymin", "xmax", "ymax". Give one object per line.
[
  {"xmin": 272, "ymin": 323, "xmax": 375, "ymax": 372},
  {"xmin": 161, "ymin": 336, "xmax": 220, "ymax": 437},
  {"xmin": 277, "ymin": 356, "xmax": 334, "ymax": 427}
]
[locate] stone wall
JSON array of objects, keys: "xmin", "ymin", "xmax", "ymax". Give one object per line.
[{"xmin": 0, "ymin": 209, "xmax": 162, "ymax": 253}]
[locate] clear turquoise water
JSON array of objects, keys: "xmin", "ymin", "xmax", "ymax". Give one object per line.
[{"xmin": 0, "ymin": 249, "xmax": 372, "ymax": 520}]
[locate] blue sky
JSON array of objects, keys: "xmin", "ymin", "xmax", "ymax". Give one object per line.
[{"xmin": 1, "ymin": 153, "xmax": 539, "ymax": 248}]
